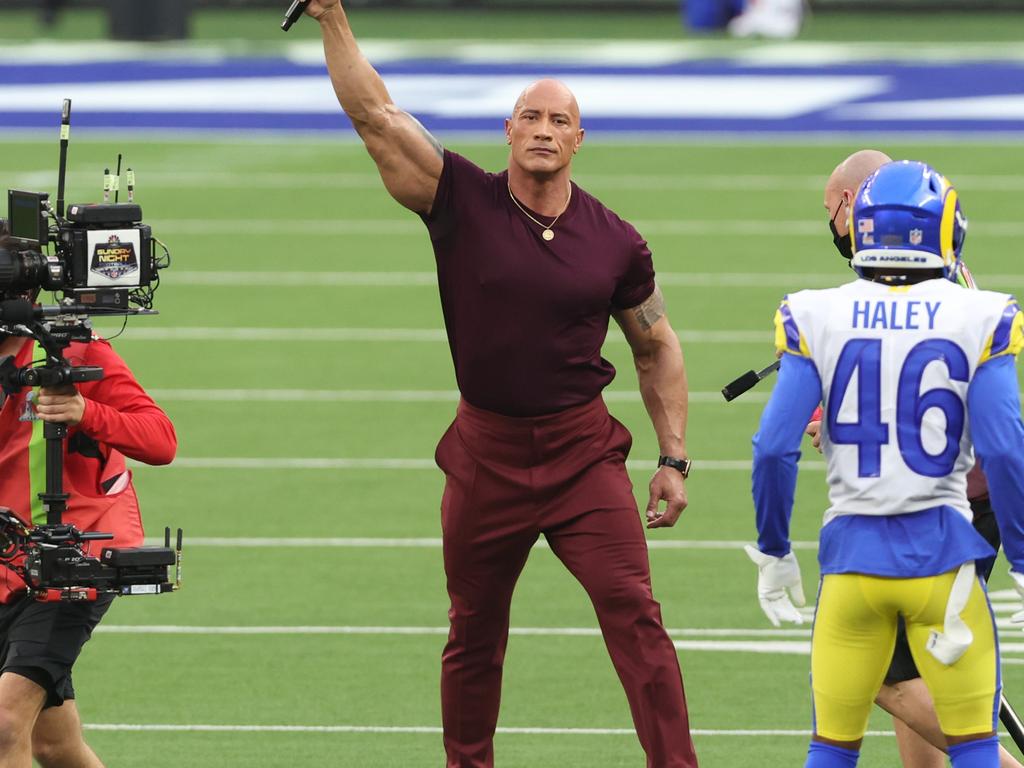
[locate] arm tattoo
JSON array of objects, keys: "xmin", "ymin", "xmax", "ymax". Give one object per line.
[
  {"xmin": 409, "ymin": 113, "xmax": 444, "ymax": 159},
  {"xmin": 632, "ymin": 284, "xmax": 666, "ymax": 331}
]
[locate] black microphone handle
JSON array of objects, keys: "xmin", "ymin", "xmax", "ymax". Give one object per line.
[{"xmin": 281, "ymin": 0, "xmax": 312, "ymax": 31}]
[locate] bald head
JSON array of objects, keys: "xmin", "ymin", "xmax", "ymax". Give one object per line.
[
  {"xmin": 512, "ymin": 79, "xmax": 580, "ymax": 123},
  {"xmin": 824, "ymin": 149, "xmax": 892, "ymax": 237},
  {"xmin": 827, "ymin": 150, "xmax": 892, "ymax": 197}
]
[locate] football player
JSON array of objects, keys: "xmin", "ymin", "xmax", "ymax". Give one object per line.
[{"xmin": 747, "ymin": 161, "xmax": 1024, "ymax": 768}]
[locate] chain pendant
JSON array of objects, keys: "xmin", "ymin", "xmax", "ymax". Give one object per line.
[{"xmin": 542, "ymin": 229, "xmax": 555, "ymax": 241}]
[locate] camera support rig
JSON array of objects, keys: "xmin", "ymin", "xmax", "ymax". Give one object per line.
[{"xmin": 0, "ymin": 303, "xmax": 182, "ymax": 603}]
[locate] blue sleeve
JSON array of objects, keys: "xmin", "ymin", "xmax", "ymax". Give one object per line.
[
  {"xmin": 968, "ymin": 355, "xmax": 1024, "ymax": 573},
  {"xmin": 752, "ymin": 354, "xmax": 823, "ymax": 557}
]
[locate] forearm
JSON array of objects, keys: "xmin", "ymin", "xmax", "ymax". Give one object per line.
[
  {"xmin": 318, "ymin": 6, "xmax": 395, "ymax": 132},
  {"xmin": 752, "ymin": 354, "xmax": 821, "ymax": 556},
  {"xmin": 79, "ymin": 400, "xmax": 177, "ymax": 466},
  {"xmin": 635, "ymin": 334, "xmax": 687, "ymax": 457}
]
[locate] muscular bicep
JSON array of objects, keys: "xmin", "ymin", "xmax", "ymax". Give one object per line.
[
  {"xmin": 359, "ymin": 106, "xmax": 444, "ymax": 214},
  {"xmin": 613, "ymin": 285, "xmax": 671, "ymax": 355}
]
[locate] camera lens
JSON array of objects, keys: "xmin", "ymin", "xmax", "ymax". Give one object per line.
[{"xmin": 0, "ymin": 247, "xmax": 61, "ymax": 292}]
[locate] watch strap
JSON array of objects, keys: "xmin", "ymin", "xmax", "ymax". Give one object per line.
[{"xmin": 657, "ymin": 455, "xmax": 691, "ymax": 478}]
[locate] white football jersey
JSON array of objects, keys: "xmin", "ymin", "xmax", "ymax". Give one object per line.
[{"xmin": 776, "ymin": 277, "xmax": 1022, "ymax": 527}]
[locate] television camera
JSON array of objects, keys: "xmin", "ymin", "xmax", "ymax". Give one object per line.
[{"xmin": 0, "ymin": 99, "xmax": 180, "ymax": 603}]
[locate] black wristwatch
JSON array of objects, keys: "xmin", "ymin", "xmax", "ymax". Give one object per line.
[{"xmin": 657, "ymin": 455, "xmax": 692, "ymax": 478}]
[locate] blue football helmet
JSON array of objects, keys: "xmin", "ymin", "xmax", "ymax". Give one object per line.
[{"xmin": 849, "ymin": 160, "xmax": 967, "ymax": 281}]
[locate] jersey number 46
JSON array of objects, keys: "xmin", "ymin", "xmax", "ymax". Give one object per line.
[{"xmin": 826, "ymin": 338, "xmax": 969, "ymax": 479}]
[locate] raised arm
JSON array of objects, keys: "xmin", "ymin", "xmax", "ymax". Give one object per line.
[
  {"xmin": 612, "ymin": 285, "xmax": 689, "ymax": 528},
  {"xmin": 308, "ymin": 0, "xmax": 443, "ymax": 214}
]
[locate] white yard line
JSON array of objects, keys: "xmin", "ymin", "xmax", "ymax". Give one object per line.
[
  {"xmin": 165, "ymin": 270, "xmax": 1024, "ymax": 290},
  {"xmin": 146, "ymin": 388, "xmax": 764, "ymax": 404},
  {"xmin": 17, "ymin": 170, "xmax": 1024, "ymax": 191},
  {"xmin": 94, "ymin": 625, "xmax": 812, "ymax": 638},
  {"xmin": 138, "ymin": 536, "xmax": 821, "ymax": 551},
  {"xmin": 80, "ymin": 722, "xmax": 901, "ymax": 737},
  {"xmin": 166, "ymin": 270, "xmax": 834, "ymax": 288},
  {"xmin": 92, "ymin": 624, "xmax": 1024, "ymax": 656},
  {"xmin": 150, "ymin": 218, "xmax": 1024, "ymax": 237},
  {"xmin": 133, "ymin": 457, "xmax": 825, "ymax": 471},
  {"xmin": 105, "ymin": 327, "xmax": 770, "ymax": 343}
]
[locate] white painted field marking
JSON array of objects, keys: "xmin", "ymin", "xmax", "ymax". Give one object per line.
[
  {"xmin": 107, "ymin": 327, "xmax": 770, "ymax": 343},
  {"xmin": 133, "ymin": 457, "xmax": 825, "ymax": 471},
  {"xmin": 676, "ymin": 640, "xmax": 810, "ymax": 654},
  {"xmin": 163, "ymin": 270, "xmax": 1024, "ymax": 290},
  {"xmin": 138, "ymin": 536, "xmax": 821, "ymax": 551},
  {"xmin": 91, "ymin": 622, "xmax": 1024, "ymax": 661},
  {"xmin": 167, "ymin": 270, "xmax": 844, "ymax": 289},
  {"xmin": 150, "ymin": 218, "xmax": 1024, "ymax": 237},
  {"xmin": 146, "ymin": 388, "xmax": 766, "ymax": 404},
  {"xmin": 94, "ymin": 625, "xmax": 813, "ymax": 638},
  {"xmin": 21, "ymin": 169, "xmax": 1024, "ymax": 192},
  {"xmin": 81, "ymin": 722, "xmax": 900, "ymax": 737}
]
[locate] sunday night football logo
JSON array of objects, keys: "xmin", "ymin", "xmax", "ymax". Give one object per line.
[{"xmin": 91, "ymin": 234, "xmax": 139, "ymax": 281}]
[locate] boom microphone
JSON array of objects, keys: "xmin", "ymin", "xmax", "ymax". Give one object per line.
[{"xmin": 281, "ymin": 0, "xmax": 311, "ymax": 31}]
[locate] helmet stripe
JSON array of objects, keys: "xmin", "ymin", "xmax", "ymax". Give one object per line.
[{"xmin": 940, "ymin": 186, "xmax": 958, "ymax": 267}]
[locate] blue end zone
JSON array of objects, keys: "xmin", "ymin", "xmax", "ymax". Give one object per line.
[{"xmin": 1, "ymin": 58, "xmax": 1022, "ymax": 135}]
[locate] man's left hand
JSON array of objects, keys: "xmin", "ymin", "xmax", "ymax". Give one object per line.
[
  {"xmin": 646, "ymin": 466, "xmax": 687, "ymax": 528},
  {"xmin": 35, "ymin": 385, "xmax": 86, "ymax": 426}
]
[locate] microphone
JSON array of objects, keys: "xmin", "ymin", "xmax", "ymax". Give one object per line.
[
  {"xmin": 0, "ymin": 300, "xmax": 35, "ymax": 325},
  {"xmin": 281, "ymin": 0, "xmax": 311, "ymax": 31},
  {"xmin": 721, "ymin": 360, "xmax": 781, "ymax": 402}
]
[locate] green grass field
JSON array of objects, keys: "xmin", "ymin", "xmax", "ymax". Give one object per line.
[{"xmin": 5, "ymin": 134, "xmax": 1024, "ymax": 766}]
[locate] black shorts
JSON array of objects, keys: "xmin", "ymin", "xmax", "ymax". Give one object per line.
[
  {"xmin": 885, "ymin": 498, "xmax": 1000, "ymax": 685},
  {"xmin": 0, "ymin": 594, "xmax": 113, "ymax": 708}
]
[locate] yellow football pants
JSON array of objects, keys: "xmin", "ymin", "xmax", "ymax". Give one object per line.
[{"xmin": 811, "ymin": 570, "xmax": 999, "ymax": 742}]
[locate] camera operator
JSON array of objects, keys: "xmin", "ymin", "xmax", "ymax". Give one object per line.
[{"xmin": 0, "ymin": 234, "xmax": 176, "ymax": 768}]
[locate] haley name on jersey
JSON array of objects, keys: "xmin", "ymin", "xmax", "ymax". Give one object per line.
[{"xmin": 775, "ymin": 277, "xmax": 1023, "ymax": 527}]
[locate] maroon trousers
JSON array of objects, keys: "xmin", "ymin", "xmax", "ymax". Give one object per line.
[{"xmin": 435, "ymin": 397, "xmax": 698, "ymax": 768}]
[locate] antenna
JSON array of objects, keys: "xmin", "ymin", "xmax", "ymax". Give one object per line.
[
  {"xmin": 114, "ymin": 153, "xmax": 122, "ymax": 204},
  {"xmin": 56, "ymin": 99, "xmax": 71, "ymax": 219},
  {"xmin": 174, "ymin": 528, "xmax": 183, "ymax": 590}
]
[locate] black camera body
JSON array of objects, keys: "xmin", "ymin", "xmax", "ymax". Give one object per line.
[
  {"xmin": 0, "ymin": 509, "xmax": 179, "ymax": 601},
  {"xmin": 1, "ymin": 191, "xmax": 160, "ymax": 312}
]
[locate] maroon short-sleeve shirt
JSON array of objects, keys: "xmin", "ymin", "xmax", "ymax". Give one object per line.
[{"xmin": 421, "ymin": 150, "xmax": 656, "ymax": 417}]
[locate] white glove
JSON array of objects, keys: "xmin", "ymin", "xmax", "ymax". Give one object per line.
[
  {"xmin": 1010, "ymin": 570, "xmax": 1024, "ymax": 630},
  {"xmin": 744, "ymin": 544, "xmax": 806, "ymax": 627}
]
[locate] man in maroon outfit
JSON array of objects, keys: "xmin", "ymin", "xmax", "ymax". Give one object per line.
[{"xmin": 308, "ymin": 3, "xmax": 699, "ymax": 766}]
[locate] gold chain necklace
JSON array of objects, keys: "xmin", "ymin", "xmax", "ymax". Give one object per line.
[{"xmin": 507, "ymin": 179, "xmax": 572, "ymax": 242}]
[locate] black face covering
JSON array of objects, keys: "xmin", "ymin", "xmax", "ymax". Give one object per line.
[{"xmin": 829, "ymin": 200, "xmax": 854, "ymax": 261}]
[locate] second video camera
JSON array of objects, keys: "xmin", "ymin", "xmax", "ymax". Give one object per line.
[{"xmin": 1, "ymin": 190, "xmax": 160, "ymax": 312}]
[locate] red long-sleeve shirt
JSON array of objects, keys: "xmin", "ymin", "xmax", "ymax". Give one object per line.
[{"xmin": 0, "ymin": 337, "xmax": 176, "ymax": 602}]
